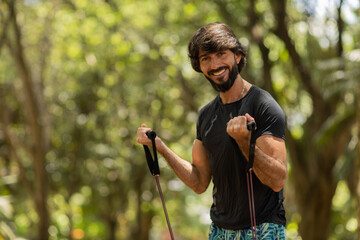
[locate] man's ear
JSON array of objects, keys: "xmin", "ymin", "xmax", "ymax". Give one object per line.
[{"xmin": 235, "ymin": 53, "xmax": 242, "ymax": 64}]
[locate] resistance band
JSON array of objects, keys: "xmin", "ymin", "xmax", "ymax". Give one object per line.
[
  {"xmin": 143, "ymin": 131, "xmax": 175, "ymax": 240},
  {"xmin": 246, "ymin": 121, "xmax": 258, "ymax": 240}
]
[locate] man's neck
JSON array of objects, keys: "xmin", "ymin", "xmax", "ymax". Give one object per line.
[{"xmin": 220, "ymin": 76, "xmax": 247, "ymax": 104}]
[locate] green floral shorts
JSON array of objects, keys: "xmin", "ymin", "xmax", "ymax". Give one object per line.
[{"xmin": 208, "ymin": 222, "xmax": 286, "ymax": 240}]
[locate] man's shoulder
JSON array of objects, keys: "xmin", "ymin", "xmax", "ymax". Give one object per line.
[
  {"xmin": 248, "ymin": 85, "xmax": 271, "ymax": 98},
  {"xmin": 247, "ymin": 85, "xmax": 278, "ymax": 106},
  {"xmin": 247, "ymin": 85, "xmax": 285, "ymax": 118}
]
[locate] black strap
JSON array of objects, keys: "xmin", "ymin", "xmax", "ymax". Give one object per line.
[
  {"xmin": 143, "ymin": 131, "xmax": 160, "ymax": 176},
  {"xmin": 246, "ymin": 121, "xmax": 256, "ymax": 171},
  {"xmin": 142, "ymin": 131, "xmax": 175, "ymax": 239}
]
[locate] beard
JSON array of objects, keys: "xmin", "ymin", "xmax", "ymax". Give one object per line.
[{"xmin": 205, "ymin": 61, "xmax": 239, "ymax": 93}]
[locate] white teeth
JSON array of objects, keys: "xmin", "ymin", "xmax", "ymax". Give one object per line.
[{"xmin": 213, "ymin": 69, "xmax": 226, "ymax": 76}]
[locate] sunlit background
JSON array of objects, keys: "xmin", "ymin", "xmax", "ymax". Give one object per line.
[{"xmin": 0, "ymin": 0, "xmax": 359, "ymax": 239}]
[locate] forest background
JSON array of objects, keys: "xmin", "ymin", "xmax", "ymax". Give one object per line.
[{"xmin": 0, "ymin": 0, "xmax": 359, "ymax": 239}]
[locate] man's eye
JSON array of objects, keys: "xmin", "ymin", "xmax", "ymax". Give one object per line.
[{"xmin": 201, "ymin": 57, "xmax": 208, "ymax": 62}]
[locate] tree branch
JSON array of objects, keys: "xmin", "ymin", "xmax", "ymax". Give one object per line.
[
  {"xmin": 0, "ymin": 4, "xmax": 11, "ymax": 54},
  {"xmin": 4, "ymin": 2, "xmax": 49, "ymax": 237},
  {"xmin": 247, "ymin": 0, "xmax": 277, "ymax": 97},
  {"xmin": 270, "ymin": 0, "xmax": 326, "ymax": 118},
  {"xmin": 5, "ymin": 0, "xmax": 45, "ymax": 153},
  {"xmin": 337, "ymin": 0, "xmax": 344, "ymax": 57}
]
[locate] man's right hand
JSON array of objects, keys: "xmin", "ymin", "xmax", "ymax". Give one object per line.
[
  {"xmin": 136, "ymin": 124, "xmax": 153, "ymax": 147},
  {"xmin": 136, "ymin": 124, "xmax": 211, "ymax": 194}
]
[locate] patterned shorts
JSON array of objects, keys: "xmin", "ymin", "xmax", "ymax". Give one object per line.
[{"xmin": 208, "ymin": 222, "xmax": 286, "ymax": 240}]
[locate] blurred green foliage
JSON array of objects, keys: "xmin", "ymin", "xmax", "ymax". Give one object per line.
[{"xmin": 0, "ymin": 0, "xmax": 359, "ymax": 239}]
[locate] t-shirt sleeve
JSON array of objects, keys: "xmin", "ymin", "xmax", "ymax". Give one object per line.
[
  {"xmin": 196, "ymin": 109, "xmax": 204, "ymax": 141},
  {"xmin": 255, "ymin": 95, "xmax": 286, "ymax": 140}
]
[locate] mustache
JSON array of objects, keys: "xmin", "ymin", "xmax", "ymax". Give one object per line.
[{"xmin": 208, "ymin": 66, "xmax": 228, "ymax": 75}]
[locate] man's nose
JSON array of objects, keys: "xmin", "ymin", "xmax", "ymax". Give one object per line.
[{"xmin": 209, "ymin": 57, "xmax": 222, "ymax": 70}]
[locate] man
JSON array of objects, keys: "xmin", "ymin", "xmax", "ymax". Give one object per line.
[{"xmin": 136, "ymin": 22, "xmax": 287, "ymax": 239}]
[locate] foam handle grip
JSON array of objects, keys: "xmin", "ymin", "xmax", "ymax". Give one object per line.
[
  {"xmin": 247, "ymin": 121, "xmax": 256, "ymax": 131},
  {"xmin": 146, "ymin": 131, "xmax": 157, "ymax": 139}
]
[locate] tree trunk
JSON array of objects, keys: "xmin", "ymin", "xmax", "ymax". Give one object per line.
[
  {"xmin": 287, "ymin": 132, "xmax": 337, "ymax": 239},
  {"xmin": 298, "ymin": 180, "xmax": 335, "ymax": 239},
  {"xmin": 107, "ymin": 218, "xmax": 117, "ymax": 240},
  {"xmin": 4, "ymin": 1, "xmax": 50, "ymax": 239},
  {"xmin": 34, "ymin": 153, "xmax": 49, "ymax": 240},
  {"xmin": 269, "ymin": 1, "xmax": 355, "ymax": 239},
  {"xmin": 293, "ymin": 157, "xmax": 336, "ymax": 239}
]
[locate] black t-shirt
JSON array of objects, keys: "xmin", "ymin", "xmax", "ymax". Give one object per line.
[{"xmin": 196, "ymin": 85, "xmax": 286, "ymax": 230}]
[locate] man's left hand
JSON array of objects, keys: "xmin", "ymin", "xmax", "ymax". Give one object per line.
[{"xmin": 226, "ymin": 113, "xmax": 255, "ymax": 153}]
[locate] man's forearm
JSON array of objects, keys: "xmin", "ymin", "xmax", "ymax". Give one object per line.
[
  {"xmin": 156, "ymin": 140, "xmax": 203, "ymax": 193},
  {"xmin": 252, "ymin": 145, "xmax": 287, "ymax": 192}
]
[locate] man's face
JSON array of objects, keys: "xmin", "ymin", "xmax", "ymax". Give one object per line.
[{"xmin": 199, "ymin": 50, "xmax": 241, "ymax": 92}]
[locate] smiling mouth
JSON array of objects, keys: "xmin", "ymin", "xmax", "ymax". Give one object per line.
[{"xmin": 209, "ymin": 67, "xmax": 227, "ymax": 76}]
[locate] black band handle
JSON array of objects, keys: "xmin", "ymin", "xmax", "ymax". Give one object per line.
[
  {"xmin": 143, "ymin": 131, "xmax": 160, "ymax": 176},
  {"xmin": 247, "ymin": 121, "xmax": 256, "ymax": 131},
  {"xmin": 246, "ymin": 122, "xmax": 256, "ymax": 172}
]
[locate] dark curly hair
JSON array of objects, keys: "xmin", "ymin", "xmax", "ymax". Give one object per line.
[{"xmin": 188, "ymin": 22, "xmax": 247, "ymax": 73}]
